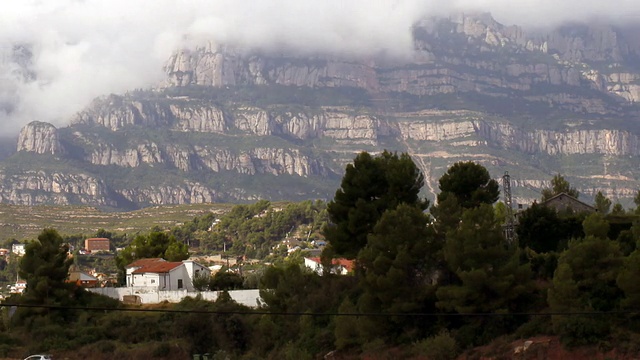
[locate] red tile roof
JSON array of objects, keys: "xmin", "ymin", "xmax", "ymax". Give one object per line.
[
  {"xmin": 126, "ymin": 258, "xmax": 166, "ymax": 268},
  {"xmin": 307, "ymin": 257, "xmax": 355, "ymax": 272},
  {"xmin": 131, "ymin": 260, "xmax": 183, "ymax": 274}
]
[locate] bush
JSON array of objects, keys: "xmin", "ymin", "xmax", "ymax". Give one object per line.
[
  {"xmin": 192, "ymin": 272, "xmax": 211, "ymax": 291},
  {"xmin": 554, "ymin": 315, "xmax": 611, "ymax": 347},
  {"xmin": 210, "ymin": 271, "xmax": 244, "ymax": 291},
  {"xmin": 413, "ymin": 330, "xmax": 459, "ymax": 360},
  {"xmin": 515, "ymin": 316, "xmax": 553, "ymax": 338},
  {"xmin": 93, "ymin": 340, "xmax": 116, "ymax": 354},
  {"xmin": 152, "ymin": 342, "xmax": 171, "ymax": 358}
]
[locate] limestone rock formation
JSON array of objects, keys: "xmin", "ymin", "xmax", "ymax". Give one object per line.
[
  {"xmin": 2, "ymin": 13, "xmax": 640, "ymax": 209},
  {"xmin": 17, "ymin": 121, "xmax": 64, "ymax": 155},
  {"xmin": 0, "ymin": 171, "xmax": 113, "ymax": 206}
]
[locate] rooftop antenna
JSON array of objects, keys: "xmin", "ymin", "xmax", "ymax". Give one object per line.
[{"xmin": 502, "ymin": 171, "xmax": 515, "ymax": 244}]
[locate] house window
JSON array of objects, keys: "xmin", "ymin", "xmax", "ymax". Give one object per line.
[
  {"xmin": 178, "ymin": 279, "xmax": 183, "ymax": 289},
  {"xmin": 151, "ymin": 279, "xmax": 155, "ymax": 284}
]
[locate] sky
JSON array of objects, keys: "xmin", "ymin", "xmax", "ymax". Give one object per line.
[{"xmin": 0, "ymin": 0, "xmax": 638, "ymax": 135}]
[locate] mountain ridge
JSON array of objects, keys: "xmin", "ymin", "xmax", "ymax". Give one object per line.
[{"xmin": 4, "ymin": 13, "xmax": 640, "ymax": 210}]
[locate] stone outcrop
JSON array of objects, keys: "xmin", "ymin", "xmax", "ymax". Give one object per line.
[
  {"xmin": 116, "ymin": 182, "xmax": 216, "ymax": 206},
  {"xmin": 0, "ymin": 171, "xmax": 113, "ymax": 206},
  {"xmin": 84, "ymin": 140, "xmax": 327, "ymax": 177},
  {"xmin": 17, "ymin": 121, "xmax": 64, "ymax": 155}
]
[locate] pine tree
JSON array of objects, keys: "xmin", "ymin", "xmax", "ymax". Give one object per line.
[
  {"xmin": 594, "ymin": 191, "xmax": 612, "ymax": 214},
  {"xmin": 541, "ymin": 174, "xmax": 579, "ymax": 201},
  {"xmin": 324, "ymin": 151, "xmax": 428, "ymax": 259},
  {"xmin": 356, "ymin": 204, "xmax": 439, "ymax": 340},
  {"xmin": 436, "ymin": 161, "xmax": 500, "ymax": 209},
  {"xmin": 19, "ymin": 228, "xmax": 74, "ymax": 305},
  {"xmin": 548, "ymin": 236, "xmax": 624, "ymax": 345}
]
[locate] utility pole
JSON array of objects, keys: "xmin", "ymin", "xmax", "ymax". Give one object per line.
[{"xmin": 502, "ymin": 171, "xmax": 515, "ymax": 244}]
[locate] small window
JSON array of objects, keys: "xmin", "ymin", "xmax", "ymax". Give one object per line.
[
  {"xmin": 178, "ymin": 279, "xmax": 183, "ymax": 289},
  {"xmin": 151, "ymin": 279, "xmax": 155, "ymax": 284}
]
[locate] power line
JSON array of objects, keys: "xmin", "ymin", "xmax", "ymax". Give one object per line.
[{"xmin": 3, "ymin": 303, "xmax": 640, "ymax": 318}]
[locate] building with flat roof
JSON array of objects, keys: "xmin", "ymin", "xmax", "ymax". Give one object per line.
[{"xmin": 84, "ymin": 238, "xmax": 110, "ymax": 253}]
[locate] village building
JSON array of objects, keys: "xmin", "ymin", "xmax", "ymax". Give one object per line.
[
  {"xmin": 125, "ymin": 258, "xmax": 211, "ymax": 291},
  {"xmin": 304, "ymin": 257, "xmax": 355, "ymax": 275},
  {"xmin": 84, "ymin": 237, "xmax": 110, "ymax": 253},
  {"xmin": 11, "ymin": 243, "xmax": 25, "ymax": 256},
  {"xmin": 540, "ymin": 192, "xmax": 596, "ymax": 214},
  {"xmin": 88, "ymin": 257, "xmax": 265, "ymax": 305},
  {"xmin": 10, "ymin": 279, "xmax": 26, "ymax": 294},
  {"xmin": 68, "ymin": 265, "xmax": 99, "ymax": 288}
]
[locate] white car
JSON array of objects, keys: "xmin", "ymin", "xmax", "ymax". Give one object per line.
[{"xmin": 24, "ymin": 355, "xmax": 53, "ymax": 360}]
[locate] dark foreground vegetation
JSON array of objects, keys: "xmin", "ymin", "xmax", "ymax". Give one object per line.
[{"xmin": 1, "ymin": 151, "xmax": 640, "ymax": 359}]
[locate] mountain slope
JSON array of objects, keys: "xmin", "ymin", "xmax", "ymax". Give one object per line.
[{"xmin": 4, "ymin": 13, "xmax": 640, "ymax": 210}]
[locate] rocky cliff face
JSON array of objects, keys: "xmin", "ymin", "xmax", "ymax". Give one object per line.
[
  {"xmin": 164, "ymin": 15, "xmax": 640, "ymax": 113},
  {"xmin": 2, "ymin": 13, "xmax": 640, "ymax": 209},
  {"xmin": 70, "ymin": 100, "xmax": 640, "ymax": 158},
  {"xmin": 0, "ymin": 171, "xmax": 114, "ymax": 206},
  {"xmin": 84, "ymin": 140, "xmax": 328, "ymax": 177},
  {"xmin": 17, "ymin": 121, "xmax": 63, "ymax": 155}
]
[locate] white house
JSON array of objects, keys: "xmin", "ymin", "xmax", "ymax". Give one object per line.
[
  {"xmin": 125, "ymin": 258, "xmax": 211, "ymax": 291},
  {"xmin": 182, "ymin": 259, "xmax": 212, "ymax": 283},
  {"xmin": 10, "ymin": 279, "xmax": 26, "ymax": 294},
  {"xmin": 304, "ymin": 257, "xmax": 355, "ymax": 276},
  {"xmin": 11, "ymin": 243, "xmax": 25, "ymax": 256}
]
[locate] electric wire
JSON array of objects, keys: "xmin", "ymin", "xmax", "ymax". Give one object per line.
[{"xmin": 2, "ymin": 303, "xmax": 640, "ymax": 317}]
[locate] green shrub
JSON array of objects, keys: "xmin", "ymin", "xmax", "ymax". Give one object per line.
[
  {"xmin": 152, "ymin": 342, "xmax": 171, "ymax": 358},
  {"xmin": 514, "ymin": 316, "xmax": 553, "ymax": 338},
  {"xmin": 0, "ymin": 344, "xmax": 11, "ymax": 357},
  {"xmin": 413, "ymin": 330, "xmax": 459, "ymax": 360},
  {"xmin": 93, "ymin": 340, "xmax": 116, "ymax": 354},
  {"xmin": 554, "ymin": 315, "xmax": 610, "ymax": 347}
]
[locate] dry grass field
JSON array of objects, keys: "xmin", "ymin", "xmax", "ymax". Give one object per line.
[{"xmin": 0, "ymin": 203, "xmax": 235, "ymax": 241}]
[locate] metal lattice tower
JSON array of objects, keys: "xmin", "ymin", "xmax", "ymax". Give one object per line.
[{"xmin": 502, "ymin": 171, "xmax": 515, "ymax": 243}]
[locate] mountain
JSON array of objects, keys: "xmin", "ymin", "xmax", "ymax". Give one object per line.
[{"xmin": 4, "ymin": 13, "xmax": 640, "ymax": 210}]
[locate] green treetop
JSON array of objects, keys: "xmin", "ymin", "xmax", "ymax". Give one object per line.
[
  {"xmin": 436, "ymin": 161, "xmax": 500, "ymax": 209},
  {"xmin": 116, "ymin": 231, "xmax": 189, "ymax": 271},
  {"xmin": 541, "ymin": 174, "xmax": 579, "ymax": 201},
  {"xmin": 323, "ymin": 150, "xmax": 429, "ymax": 259},
  {"xmin": 594, "ymin": 191, "xmax": 612, "ymax": 214},
  {"xmin": 19, "ymin": 228, "xmax": 74, "ymax": 304}
]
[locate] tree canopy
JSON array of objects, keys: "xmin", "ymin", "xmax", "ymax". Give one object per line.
[
  {"xmin": 19, "ymin": 228, "xmax": 74, "ymax": 304},
  {"xmin": 541, "ymin": 174, "xmax": 579, "ymax": 201},
  {"xmin": 548, "ymin": 236, "xmax": 624, "ymax": 345},
  {"xmin": 594, "ymin": 191, "xmax": 612, "ymax": 214},
  {"xmin": 115, "ymin": 231, "xmax": 189, "ymax": 274},
  {"xmin": 356, "ymin": 204, "xmax": 439, "ymax": 339},
  {"xmin": 436, "ymin": 161, "xmax": 500, "ymax": 209},
  {"xmin": 323, "ymin": 150, "xmax": 429, "ymax": 259}
]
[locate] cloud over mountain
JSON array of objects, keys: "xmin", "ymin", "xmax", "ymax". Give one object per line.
[{"xmin": 0, "ymin": 0, "xmax": 638, "ymax": 134}]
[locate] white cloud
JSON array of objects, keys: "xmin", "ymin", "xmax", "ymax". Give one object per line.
[{"xmin": 0, "ymin": 0, "xmax": 638, "ymax": 134}]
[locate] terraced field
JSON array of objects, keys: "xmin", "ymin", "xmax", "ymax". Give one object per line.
[{"xmin": 0, "ymin": 203, "xmax": 234, "ymax": 241}]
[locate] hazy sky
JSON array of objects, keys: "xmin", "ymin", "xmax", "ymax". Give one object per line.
[{"xmin": 0, "ymin": 0, "xmax": 638, "ymax": 135}]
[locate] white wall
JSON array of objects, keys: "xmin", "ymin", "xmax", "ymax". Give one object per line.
[
  {"xmin": 166, "ymin": 266, "xmax": 191, "ymax": 291},
  {"xmin": 89, "ymin": 288, "xmax": 261, "ymax": 307},
  {"xmin": 126, "ymin": 261, "xmax": 211, "ymax": 291},
  {"xmin": 182, "ymin": 260, "xmax": 212, "ymax": 290},
  {"xmin": 128, "ymin": 265, "xmax": 191, "ymax": 291},
  {"xmin": 304, "ymin": 258, "xmax": 322, "ymax": 275}
]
